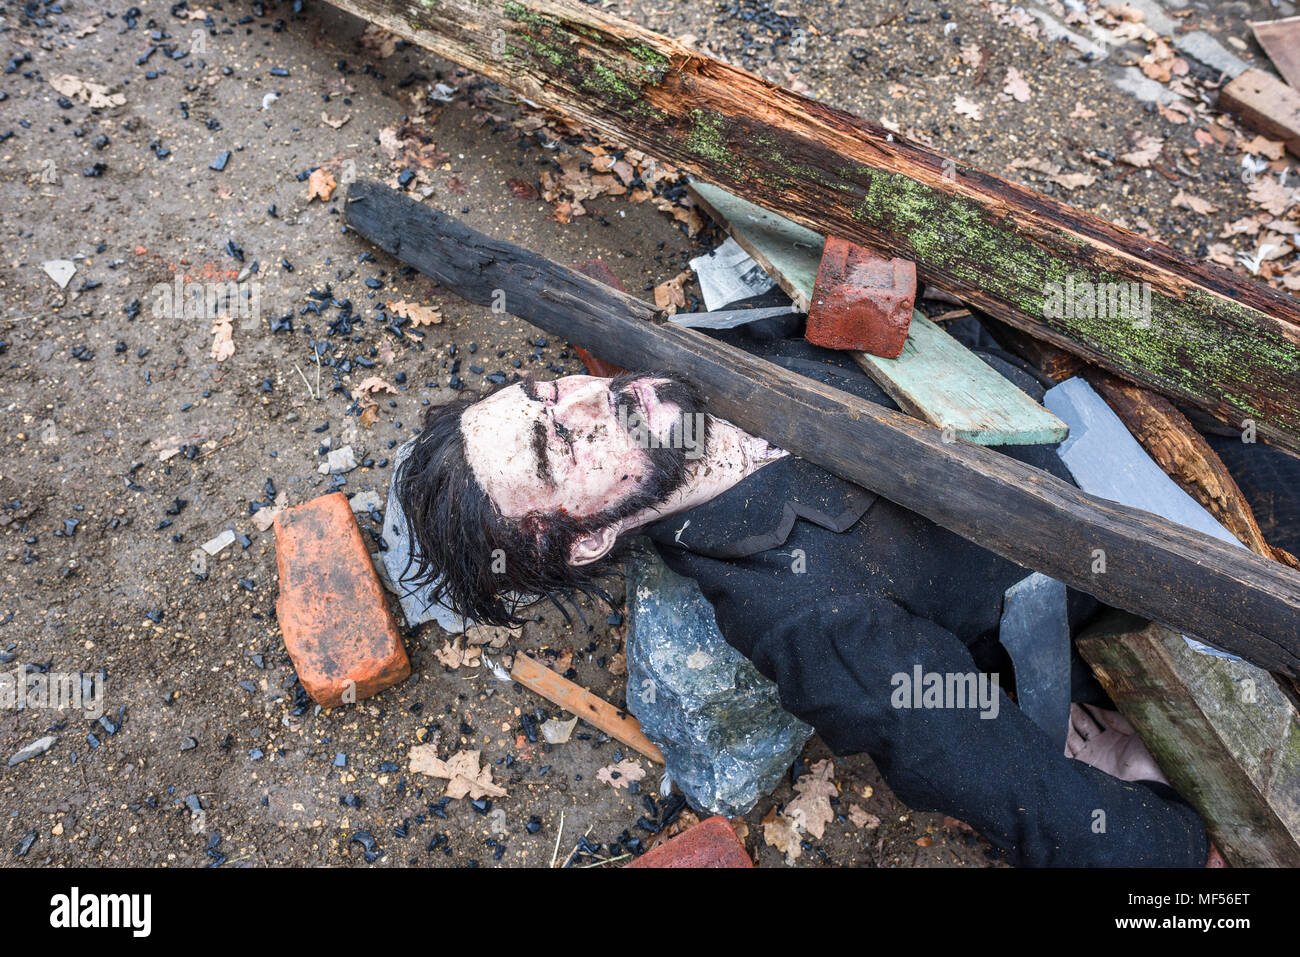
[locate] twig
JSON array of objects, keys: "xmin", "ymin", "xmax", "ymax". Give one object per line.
[
  {"xmin": 558, "ymin": 825, "xmax": 595, "ymax": 869},
  {"xmin": 576, "ymin": 853, "xmax": 631, "ymax": 868},
  {"xmin": 293, "ymin": 363, "xmax": 317, "ymax": 400},
  {"xmin": 931, "ymin": 308, "xmax": 971, "ymax": 323},
  {"xmin": 549, "ymin": 810, "xmax": 565, "ymax": 868}
]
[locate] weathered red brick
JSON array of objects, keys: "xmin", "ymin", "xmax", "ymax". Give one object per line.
[
  {"xmin": 624, "ymin": 816, "xmax": 753, "ymax": 868},
  {"xmin": 805, "ymin": 236, "xmax": 916, "ymax": 358},
  {"xmin": 274, "ymin": 492, "xmax": 410, "ymax": 707}
]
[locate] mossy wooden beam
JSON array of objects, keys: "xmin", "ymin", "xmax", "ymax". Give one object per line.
[
  {"xmin": 325, "ymin": 0, "xmax": 1300, "ymax": 457},
  {"xmin": 1078, "ymin": 612, "xmax": 1300, "ymax": 867}
]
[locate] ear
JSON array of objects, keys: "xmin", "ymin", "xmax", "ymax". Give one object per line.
[{"xmin": 567, "ymin": 524, "xmax": 620, "ymax": 566}]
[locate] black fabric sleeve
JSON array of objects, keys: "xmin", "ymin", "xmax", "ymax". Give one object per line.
[{"xmin": 655, "ymin": 545, "xmax": 1209, "ymax": 868}]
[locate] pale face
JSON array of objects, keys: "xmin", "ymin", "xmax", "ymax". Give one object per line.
[{"xmin": 460, "ymin": 374, "xmax": 686, "ymax": 521}]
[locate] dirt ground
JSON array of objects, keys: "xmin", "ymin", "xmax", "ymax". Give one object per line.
[{"xmin": 1, "ymin": 0, "xmax": 1296, "ymax": 868}]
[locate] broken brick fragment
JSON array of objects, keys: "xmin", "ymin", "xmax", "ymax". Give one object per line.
[
  {"xmin": 805, "ymin": 237, "xmax": 916, "ymax": 358},
  {"xmin": 624, "ymin": 816, "xmax": 753, "ymax": 868},
  {"xmin": 274, "ymin": 492, "xmax": 410, "ymax": 707}
]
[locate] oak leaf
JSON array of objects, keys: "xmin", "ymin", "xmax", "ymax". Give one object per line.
[
  {"xmin": 409, "ymin": 746, "xmax": 506, "ymax": 799},
  {"xmin": 307, "ymin": 168, "xmax": 337, "ymax": 202},
  {"xmin": 784, "ymin": 758, "xmax": 837, "ymax": 839},
  {"xmin": 386, "ymin": 300, "xmax": 443, "ymax": 326},
  {"xmin": 596, "ymin": 760, "xmax": 646, "ymax": 790}
]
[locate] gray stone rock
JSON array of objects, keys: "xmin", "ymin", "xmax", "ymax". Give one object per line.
[
  {"xmin": 625, "ymin": 544, "xmax": 812, "ymax": 817},
  {"xmin": 9, "ymin": 735, "xmax": 57, "ymax": 767}
]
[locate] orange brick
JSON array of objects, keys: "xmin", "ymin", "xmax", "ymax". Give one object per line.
[
  {"xmin": 624, "ymin": 816, "xmax": 753, "ymax": 868},
  {"xmin": 274, "ymin": 493, "xmax": 410, "ymax": 707},
  {"xmin": 806, "ymin": 236, "xmax": 916, "ymax": 358}
]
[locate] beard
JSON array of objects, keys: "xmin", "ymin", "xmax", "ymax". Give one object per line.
[{"xmin": 578, "ymin": 371, "xmax": 710, "ymax": 531}]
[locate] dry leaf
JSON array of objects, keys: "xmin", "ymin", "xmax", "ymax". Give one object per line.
[
  {"xmin": 596, "ymin": 760, "xmax": 646, "ymax": 790},
  {"xmin": 1205, "ymin": 242, "xmax": 1238, "ymax": 267},
  {"xmin": 959, "ymin": 45, "xmax": 984, "ymax": 69},
  {"xmin": 1156, "ymin": 102, "xmax": 1189, "ymax": 124},
  {"xmin": 378, "ymin": 126, "xmax": 407, "ymax": 160},
  {"xmin": 434, "ymin": 637, "xmax": 480, "ymax": 670},
  {"xmin": 653, "ymin": 269, "xmax": 692, "ymax": 314},
  {"xmin": 307, "ymin": 168, "xmax": 337, "ymax": 202},
  {"xmin": 1248, "ymin": 178, "xmax": 1294, "ymax": 217},
  {"xmin": 409, "ymin": 746, "xmax": 506, "ymax": 799},
  {"xmin": 784, "ymin": 758, "xmax": 837, "ymax": 839},
  {"xmin": 355, "ymin": 376, "xmax": 398, "ymax": 429},
  {"xmin": 1221, "ymin": 214, "xmax": 1266, "ymax": 238},
  {"xmin": 1069, "ymin": 101, "xmax": 1097, "ymax": 120},
  {"xmin": 357, "ymin": 375, "xmax": 397, "ymax": 399},
  {"xmin": 849, "ymin": 805, "xmax": 881, "ymax": 830},
  {"xmin": 1049, "ymin": 172, "xmax": 1096, "ymax": 190},
  {"xmin": 762, "ymin": 806, "xmax": 803, "ymax": 863},
  {"xmin": 1241, "ymin": 135, "xmax": 1285, "ymax": 160},
  {"xmin": 359, "ymin": 23, "xmax": 399, "ymax": 58},
  {"xmin": 386, "ymin": 300, "xmax": 443, "ymax": 326},
  {"xmin": 1171, "ymin": 190, "xmax": 1218, "ymax": 215},
  {"xmin": 508, "ymin": 178, "xmax": 539, "ymax": 200},
  {"xmin": 210, "ymin": 317, "xmax": 234, "ymax": 362},
  {"xmin": 1119, "ymin": 135, "xmax": 1163, "ymax": 168},
  {"xmin": 1002, "ymin": 67, "xmax": 1031, "ymax": 103},
  {"xmin": 953, "ymin": 95, "xmax": 984, "ymax": 121},
  {"xmin": 1010, "ymin": 157, "xmax": 1060, "ymax": 175},
  {"xmin": 321, "ymin": 112, "xmax": 351, "ymax": 129},
  {"xmin": 50, "ymin": 74, "xmax": 125, "ymax": 108}
]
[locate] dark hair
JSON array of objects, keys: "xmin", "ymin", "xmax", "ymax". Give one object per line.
[{"xmin": 394, "ymin": 375, "xmax": 704, "ymax": 626}]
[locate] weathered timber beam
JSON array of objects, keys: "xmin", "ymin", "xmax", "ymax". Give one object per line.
[
  {"xmin": 1078, "ymin": 612, "xmax": 1300, "ymax": 867},
  {"xmin": 343, "ymin": 179, "xmax": 1300, "ymax": 676},
  {"xmin": 323, "ymin": 0, "xmax": 1300, "ymax": 456}
]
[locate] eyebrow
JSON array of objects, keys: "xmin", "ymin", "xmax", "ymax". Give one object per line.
[{"xmin": 530, "ymin": 419, "xmax": 556, "ymax": 487}]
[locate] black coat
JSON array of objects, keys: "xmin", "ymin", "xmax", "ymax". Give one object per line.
[{"xmin": 644, "ymin": 310, "xmax": 1209, "ymax": 867}]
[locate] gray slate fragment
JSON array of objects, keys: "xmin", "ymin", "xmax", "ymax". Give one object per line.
[
  {"xmin": 1044, "ymin": 376, "xmax": 1244, "ymax": 661},
  {"xmin": 625, "ymin": 544, "xmax": 812, "ymax": 816},
  {"xmin": 999, "ymin": 572, "xmax": 1070, "ymax": 751},
  {"xmin": 9, "ymin": 735, "xmax": 57, "ymax": 766}
]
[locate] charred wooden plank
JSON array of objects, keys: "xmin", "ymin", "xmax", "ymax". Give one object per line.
[
  {"xmin": 323, "ymin": 0, "xmax": 1300, "ymax": 456},
  {"xmin": 343, "ymin": 179, "xmax": 1300, "ymax": 676}
]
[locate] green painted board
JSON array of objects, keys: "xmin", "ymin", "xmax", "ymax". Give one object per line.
[{"xmin": 689, "ymin": 180, "xmax": 1069, "ymax": 446}]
